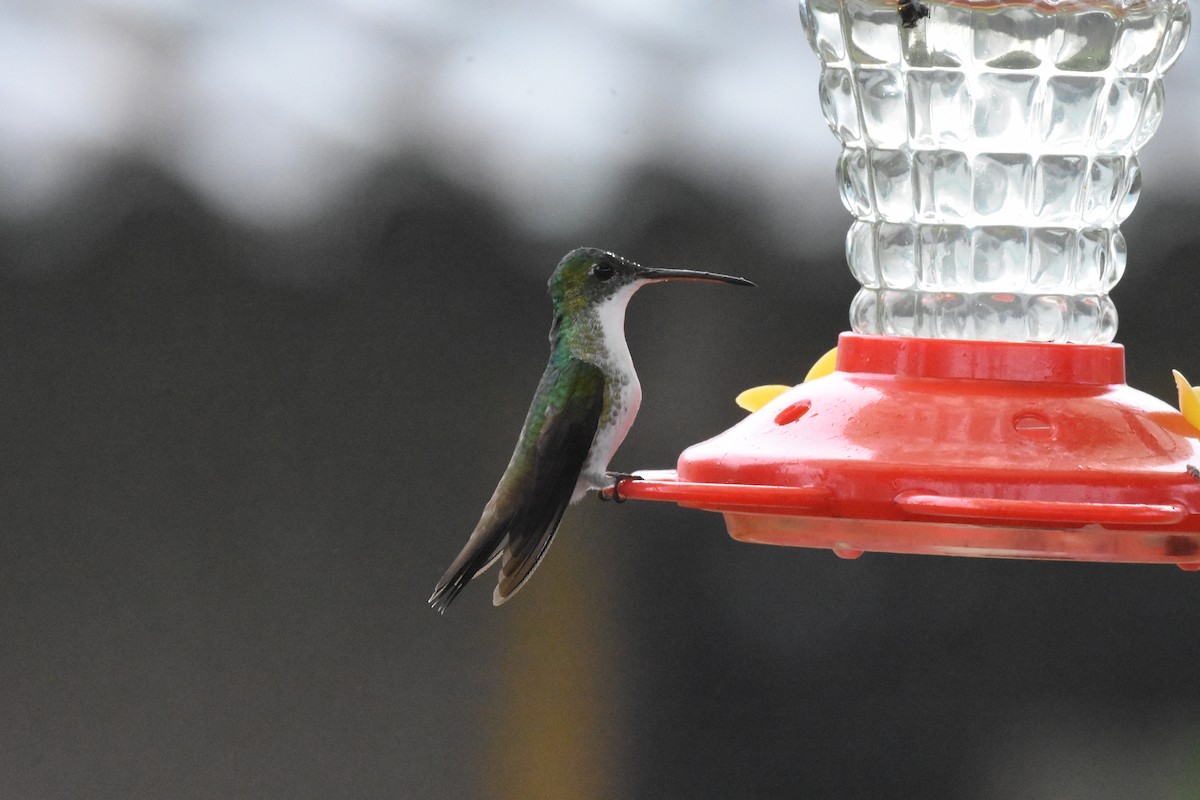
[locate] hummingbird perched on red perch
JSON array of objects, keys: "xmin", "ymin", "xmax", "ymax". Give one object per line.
[{"xmin": 429, "ymin": 247, "xmax": 754, "ymax": 611}]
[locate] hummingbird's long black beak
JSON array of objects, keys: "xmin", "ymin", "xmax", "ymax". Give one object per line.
[{"xmin": 635, "ymin": 267, "xmax": 755, "ymax": 287}]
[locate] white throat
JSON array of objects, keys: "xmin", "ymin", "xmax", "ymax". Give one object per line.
[{"xmin": 587, "ymin": 282, "xmax": 641, "ymax": 374}]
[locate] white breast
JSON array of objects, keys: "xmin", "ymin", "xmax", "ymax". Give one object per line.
[{"xmin": 572, "ymin": 283, "xmax": 643, "ymax": 500}]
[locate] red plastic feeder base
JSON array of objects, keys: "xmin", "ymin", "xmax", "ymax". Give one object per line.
[{"xmin": 619, "ymin": 333, "xmax": 1200, "ymax": 569}]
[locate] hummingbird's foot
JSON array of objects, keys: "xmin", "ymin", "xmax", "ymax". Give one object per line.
[
  {"xmin": 599, "ymin": 472, "xmax": 643, "ymax": 504},
  {"xmin": 1189, "ymin": 464, "xmax": 1200, "ymax": 481}
]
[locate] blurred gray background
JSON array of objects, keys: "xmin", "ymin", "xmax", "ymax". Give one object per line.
[{"xmin": 3, "ymin": 1, "xmax": 1200, "ymax": 798}]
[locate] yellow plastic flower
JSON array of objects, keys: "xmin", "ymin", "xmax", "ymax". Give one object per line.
[
  {"xmin": 735, "ymin": 346, "xmax": 839, "ymax": 412},
  {"xmin": 803, "ymin": 346, "xmax": 838, "ymax": 382},
  {"xmin": 1174, "ymin": 370, "xmax": 1200, "ymax": 432},
  {"xmin": 734, "ymin": 384, "xmax": 790, "ymax": 412}
]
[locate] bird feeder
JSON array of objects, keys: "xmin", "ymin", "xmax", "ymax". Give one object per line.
[{"xmin": 616, "ymin": 0, "xmax": 1200, "ymax": 568}]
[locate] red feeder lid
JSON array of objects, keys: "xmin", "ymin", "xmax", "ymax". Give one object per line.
[{"xmin": 617, "ymin": 334, "xmax": 1200, "ymax": 569}]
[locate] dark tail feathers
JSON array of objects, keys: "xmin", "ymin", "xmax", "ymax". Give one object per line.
[{"xmin": 428, "ymin": 540, "xmax": 503, "ymax": 614}]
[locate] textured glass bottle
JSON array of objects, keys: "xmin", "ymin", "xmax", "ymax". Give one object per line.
[{"xmin": 798, "ymin": 0, "xmax": 1190, "ymax": 342}]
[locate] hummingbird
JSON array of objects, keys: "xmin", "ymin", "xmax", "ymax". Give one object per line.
[{"xmin": 429, "ymin": 247, "xmax": 754, "ymax": 611}]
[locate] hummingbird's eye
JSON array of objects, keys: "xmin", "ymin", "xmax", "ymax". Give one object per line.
[{"xmin": 591, "ymin": 263, "xmax": 615, "ymax": 281}]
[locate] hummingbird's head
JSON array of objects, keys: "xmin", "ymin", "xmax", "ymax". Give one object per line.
[{"xmin": 548, "ymin": 247, "xmax": 754, "ymax": 319}]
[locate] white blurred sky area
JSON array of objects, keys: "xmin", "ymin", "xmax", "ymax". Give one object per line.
[{"xmin": 1, "ymin": 0, "xmax": 1199, "ymax": 242}]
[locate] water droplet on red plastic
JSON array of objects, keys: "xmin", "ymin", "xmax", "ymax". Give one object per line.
[{"xmin": 832, "ymin": 545, "xmax": 863, "ymax": 560}]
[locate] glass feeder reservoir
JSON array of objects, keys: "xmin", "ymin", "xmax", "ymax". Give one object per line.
[
  {"xmin": 815, "ymin": 0, "xmax": 1189, "ymax": 343},
  {"xmin": 618, "ymin": 0, "xmax": 1200, "ymax": 569}
]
